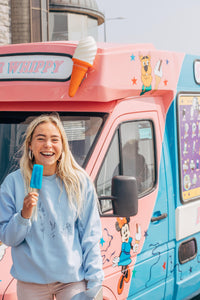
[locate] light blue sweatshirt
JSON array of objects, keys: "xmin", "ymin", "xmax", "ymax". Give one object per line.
[{"xmin": 0, "ymin": 169, "xmax": 104, "ymax": 289}]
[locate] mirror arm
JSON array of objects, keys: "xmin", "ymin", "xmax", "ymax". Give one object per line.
[{"xmin": 98, "ymin": 196, "xmax": 116, "ymax": 201}]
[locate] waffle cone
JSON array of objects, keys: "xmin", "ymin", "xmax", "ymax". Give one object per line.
[
  {"xmin": 69, "ymin": 58, "xmax": 92, "ymax": 97},
  {"xmin": 154, "ymin": 75, "xmax": 161, "ymax": 90}
]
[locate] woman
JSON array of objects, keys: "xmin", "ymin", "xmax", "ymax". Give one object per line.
[{"xmin": 0, "ymin": 114, "xmax": 104, "ymax": 300}]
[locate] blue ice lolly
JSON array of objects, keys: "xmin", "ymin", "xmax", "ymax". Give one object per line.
[{"xmin": 30, "ymin": 164, "xmax": 43, "ymax": 189}]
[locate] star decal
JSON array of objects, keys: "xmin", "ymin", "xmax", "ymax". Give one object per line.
[
  {"xmin": 162, "ymin": 262, "xmax": 166, "ymax": 270},
  {"xmin": 164, "ymin": 79, "xmax": 168, "ymax": 86},
  {"xmin": 131, "ymin": 77, "xmax": 137, "ymax": 85},
  {"xmin": 132, "ymin": 269, "xmax": 136, "ymax": 277},
  {"xmin": 166, "ymin": 59, "xmax": 169, "ymax": 65},
  {"xmin": 100, "ymin": 237, "xmax": 105, "ymax": 247},
  {"xmin": 131, "ymin": 54, "xmax": 135, "ymax": 61}
]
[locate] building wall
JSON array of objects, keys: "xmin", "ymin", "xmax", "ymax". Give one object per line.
[
  {"xmin": 0, "ymin": 0, "xmax": 103, "ymax": 45},
  {"xmin": 11, "ymin": 0, "xmax": 30, "ymax": 44},
  {"xmin": 0, "ymin": 0, "xmax": 11, "ymax": 45}
]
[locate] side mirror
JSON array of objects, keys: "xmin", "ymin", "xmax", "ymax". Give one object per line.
[
  {"xmin": 112, "ymin": 176, "xmax": 138, "ymax": 217},
  {"xmin": 99, "ymin": 176, "xmax": 138, "ymax": 217}
]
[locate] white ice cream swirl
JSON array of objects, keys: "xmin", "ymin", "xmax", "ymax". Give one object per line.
[{"xmin": 73, "ymin": 36, "xmax": 97, "ymax": 66}]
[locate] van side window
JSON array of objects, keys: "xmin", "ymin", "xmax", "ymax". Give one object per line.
[
  {"xmin": 96, "ymin": 131, "xmax": 120, "ymax": 212},
  {"xmin": 96, "ymin": 120, "xmax": 155, "ymax": 213},
  {"xmin": 121, "ymin": 120, "xmax": 155, "ymax": 195}
]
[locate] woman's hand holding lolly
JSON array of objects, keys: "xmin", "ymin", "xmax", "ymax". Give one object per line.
[{"xmin": 21, "ymin": 192, "xmax": 39, "ymax": 219}]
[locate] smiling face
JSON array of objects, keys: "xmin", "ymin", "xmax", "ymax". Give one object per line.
[{"xmin": 29, "ymin": 122, "xmax": 63, "ymax": 176}]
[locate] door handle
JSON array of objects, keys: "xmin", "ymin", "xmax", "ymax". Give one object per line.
[{"xmin": 151, "ymin": 213, "xmax": 168, "ymax": 223}]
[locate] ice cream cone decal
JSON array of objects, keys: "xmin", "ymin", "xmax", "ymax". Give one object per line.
[
  {"xmin": 154, "ymin": 59, "xmax": 163, "ymax": 90},
  {"xmin": 69, "ymin": 36, "xmax": 97, "ymax": 97}
]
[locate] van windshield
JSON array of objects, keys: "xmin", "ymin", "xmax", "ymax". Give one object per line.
[{"xmin": 0, "ymin": 112, "xmax": 105, "ymax": 184}]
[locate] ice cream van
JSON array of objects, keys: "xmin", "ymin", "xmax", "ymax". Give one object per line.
[{"xmin": 1, "ymin": 37, "xmax": 200, "ymax": 300}]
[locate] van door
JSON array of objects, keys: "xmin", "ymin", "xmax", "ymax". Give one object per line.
[{"xmin": 94, "ymin": 111, "xmax": 169, "ymax": 299}]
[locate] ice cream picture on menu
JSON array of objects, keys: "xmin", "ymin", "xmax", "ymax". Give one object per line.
[{"xmin": 69, "ymin": 36, "xmax": 97, "ymax": 97}]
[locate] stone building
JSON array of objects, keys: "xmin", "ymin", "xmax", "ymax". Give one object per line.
[
  {"xmin": 0, "ymin": 0, "xmax": 11, "ymax": 44},
  {"xmin": 0, "ymin": 0, "xmax": 104, "ymax": 45}
]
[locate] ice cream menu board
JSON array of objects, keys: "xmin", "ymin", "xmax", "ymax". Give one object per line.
[{"xmin": 178, "ymin": 94, "xmax": 200, "ymax": 202}]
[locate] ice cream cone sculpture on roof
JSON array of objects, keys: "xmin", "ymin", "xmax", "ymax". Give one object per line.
[{"xmin": 69, "ymin": 36, "xmax": 97, "ymax": 97}]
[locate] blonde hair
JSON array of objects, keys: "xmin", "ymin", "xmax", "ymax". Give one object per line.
[{"xmin": 20, "ymin": 113, "xmax": 87, "ymax": 215}]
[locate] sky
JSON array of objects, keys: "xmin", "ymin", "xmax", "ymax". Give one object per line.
[{"xmin": 96, "ymin": 0, "xmax": 200, "ymax": 55}]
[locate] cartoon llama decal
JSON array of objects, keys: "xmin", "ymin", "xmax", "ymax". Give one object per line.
[
  {"xmin": 140, "ymin": 55, "xmax": 152, "ymax": 95},
  {"xmin": 113, "ymin": 217, "xmax": 141, "ymax": 295},
  {"xmin": 139, "ymin": 54, "xmax": 163, "ymax": 95}
]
